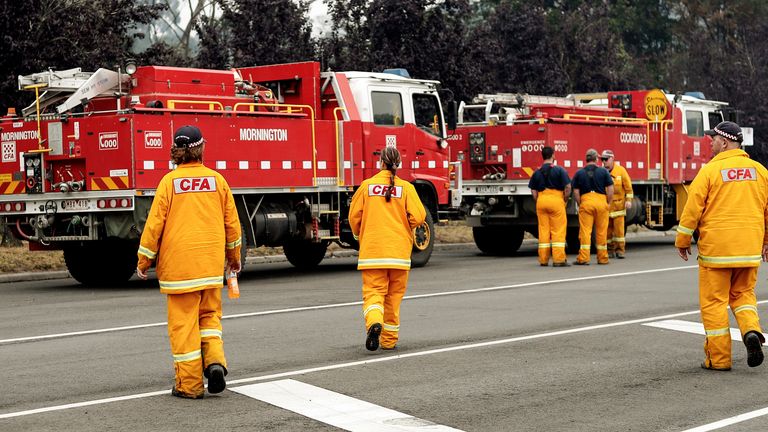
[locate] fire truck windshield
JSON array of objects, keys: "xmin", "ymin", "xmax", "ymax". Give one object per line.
[{"xmin": 413, "ymin": 93, "xmax": 443, "ymax": 137}]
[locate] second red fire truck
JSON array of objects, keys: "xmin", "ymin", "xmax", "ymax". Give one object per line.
[{"xmin": 451, "ymin": 89, "xmax": 752, "ymax": 254}]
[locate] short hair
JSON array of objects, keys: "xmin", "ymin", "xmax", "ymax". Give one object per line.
[
  {"xmin": 541, "ymin": 146, "xmax": 554, "ymax": 160},
  {"xmin": 585, "ymin": 148, "xmax": 598, "ymax": 162}
]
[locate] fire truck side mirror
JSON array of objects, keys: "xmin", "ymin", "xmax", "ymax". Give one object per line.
[{"xmin": 446, "ymin": 100, "xmax": 458, "ymax": 131}]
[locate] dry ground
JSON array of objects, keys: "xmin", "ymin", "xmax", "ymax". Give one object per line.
[{"xmin": 0, "ymin": 222, "xmax": 474, "ymax": 274}]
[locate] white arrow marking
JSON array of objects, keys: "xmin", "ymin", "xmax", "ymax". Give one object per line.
[{"xmin": 230, "ymin": 379, "xmax": 464, "ymax": 432}]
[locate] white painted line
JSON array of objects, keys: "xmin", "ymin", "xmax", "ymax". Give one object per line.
[
  {"xmin": 644, "ymin": 319, "xmax": 766, "ymax": 344},
  {"xmin": 0, "ymin": 390, "xmax": 168, "ymax": 420},
  {"xmin": 0, "ymin": 306, "xmax": 708, "ymax": 419},
  {"xmin": 646, "ymin": 320, "xmax": 768, "ymax": 431},
  {"xmin": 0, "ymin": 265, "xmax": 697, "ymax": 346},
  {"xmin": 644, "ymin": 320, "xmax": 740, "ymax": 342},
  {"xmin": 231, "ymin": 379, "xmax": 463, "ymax": 432},
  {"xmin": 681, "ymin": 406, "xmax": 768, "ymax": 431}
]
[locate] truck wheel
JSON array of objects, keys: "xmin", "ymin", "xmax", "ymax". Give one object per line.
[
  {"xmin": 410, "ymin": 212, "xmax": 435, "ymax": 268},
  {"xmin": 472, "ymin": 226, "xmax": 524, "ymax": 255},
  {"xmin": 64, "ymin": 239, "xmax": 138, "ymax": 286},
  {"xmin": 283, "ymin": 240, "xmax": 328, "ymax": 269}
]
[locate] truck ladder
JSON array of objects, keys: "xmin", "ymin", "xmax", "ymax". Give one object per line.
[
  {"xmin": 473, "ymin": 93, "xmax": 580, "ymax": 107},
  {"xmin": 645, "ymin": 184, "xmax": 666, "ymax": 228},
  {"xmin": 311, "ymin": 199, "xmax": 341, "ymax": 241},
  {"xmin": 18, "ymin": 68, "xmax": 125, "ymax": 116}
]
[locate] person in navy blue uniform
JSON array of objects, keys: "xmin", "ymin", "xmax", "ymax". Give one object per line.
[
  {"xmin": 528, "ymin": 146, "xmax": 572, "ymax": 266},
  {"xmin": 571, "ymin": 149, "xmax": 614, "ymax": 265}
]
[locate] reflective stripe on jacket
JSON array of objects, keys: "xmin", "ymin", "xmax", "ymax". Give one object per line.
[
  {"xmin": 138, "ymin": 162, "xmax": 241, "ymax": 293},
  {"xmin": 674, "ymin": 149, "xmax": 768, "ymax": 268},
  {"xmin": 348, "ymin": 170, "xmax": 426, "ymax": 270},
  {"xmin": 609, "ymin": 164, "xmax": 633, "ymax": 215}
]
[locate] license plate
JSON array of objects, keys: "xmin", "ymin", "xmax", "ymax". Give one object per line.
[
  {"xmin": 475, "ymin": 185, "xmax": 503, "ymax": 194},
  {"xmin": 61, "ymin": 199, "xmax": 89, "ymax": 211}
]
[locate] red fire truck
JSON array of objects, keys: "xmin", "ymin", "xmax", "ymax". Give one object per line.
[
  {"xmin": 451, "ymin": 89, "xmax": 753, "ymax": 254},
  {"xmin": 0, "ymin": 61, "xmax": 456, "ymax": 285}
]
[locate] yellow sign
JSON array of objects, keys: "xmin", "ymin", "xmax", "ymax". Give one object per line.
[
  {"xmin": 0, "ymin": 174, "xmax": 11, "ymax": 183},
  {"xmin": 644, "ymin": 89, "xmax": 668, "ymax": 121}
]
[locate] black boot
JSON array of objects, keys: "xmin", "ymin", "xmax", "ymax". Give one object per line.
[
  {"xmin": 366, "ymin": 323, "xmax": 382, "ymax": 351},
  {"xmin": 206, "ymin": 364, "xmax": 227, "ymax": 394},
  {"xmin": 744, "ymin": 331, "xmax": 764, "ymax": 367}
]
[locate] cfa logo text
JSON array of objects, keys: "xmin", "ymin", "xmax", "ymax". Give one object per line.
[
  {"xmin": 720, "ymin": 167, "xmax": 757, "ymax": 182},
  {"xmin": 368, "ymin": 184, "xmax": 402, "ymax": 198},
  {"xmin": 173, "ymin": 176, "xmax": 217, "ymax": 193}
]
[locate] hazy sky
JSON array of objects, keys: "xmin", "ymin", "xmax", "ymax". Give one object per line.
[{"xmin": 309, "ymin": 0, "xmax": 331, "ymax": 37}]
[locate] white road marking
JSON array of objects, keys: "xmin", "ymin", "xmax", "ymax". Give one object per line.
[
  {"xmin": 0, "ymin": 390, "xmax": 168, "ymax": 420},
  {"xmin": 231, "ymin": 379, "xmax": 463, "ymax": 431},
  {"xmin": 645, "ymin": 320, "xmax": 768, "ymax": 430},
  {"xmin": 0, "ymin": 306, "xmax": 708, "ymax": 419},
  {"xmin": 643, "ymin": 319, "xmax": 761, "ymax": 343},
  {"xmin": 681, "ymin": 406, "xmax": 768, "ymax": 431},
  {"xmin": 0, "ymin": 265, "xmax": 697, "ymax": 345},
  {"xmin": 643, "ymin": 318, "xmax": 768, "ymax": 346}
]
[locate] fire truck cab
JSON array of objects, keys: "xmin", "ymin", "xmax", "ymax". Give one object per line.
[{"xmin": 0, "ymin": 62, "xmax": 454, "ymax": 285}]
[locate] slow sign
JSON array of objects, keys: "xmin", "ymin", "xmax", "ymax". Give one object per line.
[{"xmin": 644, "ymin": 89, "xmax": 668, "ymax": 121}]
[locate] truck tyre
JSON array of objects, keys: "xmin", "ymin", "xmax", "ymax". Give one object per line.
[
  {"xmin": 64, "ymin": 239, "xmax": 138, "ymax": 286},
  {"xmin": 472, "ymin": 226, "xmax": 524, "ymax": 255},
  {"xmin": 283, "ymin": 240, "xmax": 328, "ymax": 269},
  {"xmin": 410, "ymin": 212, "xmax": 435, "ymax": 268}
]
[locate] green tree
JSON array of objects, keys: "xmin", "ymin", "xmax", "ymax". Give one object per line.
[
  {"xmin": 664, "ymin": 0, "xmax": 768, "ymax": 165},
  {"xmin": 321, "ymin": 0, "xmax": 371, "ymax": 71},
  {"xmin": 476, "ymin": 0, "xmax": 568, "ymax": 95},
  {"xmin": 197, "ymin": 0, "xmax": 316, "ymax": 69},
  {"xmin": 607, "ymin": 0, "xmax": 673, "ymax": 86},
  {"xmin": 0, "ymin": 0, "xmax": 165, "ymax": 113}
]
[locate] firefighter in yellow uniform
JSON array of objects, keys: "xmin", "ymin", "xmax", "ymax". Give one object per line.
[
  {"xmin": 676, "ymin": 121, "xmax": 767, "ymax": 371},
  {"xmin": 528, "ymin": 146, "xmax": 572, "ymax": 266},
  {"xmin": 349, "ymin": 146, "xmax": 426, "ymax": 351},
  {"xmin": 572, "ymin": 149, "xmax": 614, "ymax": 265},
  {"xmin": 137, "ymin": 125, "xmax": 242, "ymax": 398},
  {"xmin": 601, "ymin": 150, "xmax": 633, "ymax": 259}
]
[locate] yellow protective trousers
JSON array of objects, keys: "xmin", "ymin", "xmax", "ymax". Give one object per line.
[
  {"xmin": 362, "ymin": 268, "xmax": 409, "ymax": 349},
  {"xmin": 699, "ymin": 266, "xmax": 762, "ymax": 369},
  {"xmin": 577, "ymin": 192, "xmax": 609, "ymax": 264},
  {"xmin": 607, "ymin": 214, "xmax": 626, "ymax": 254},
  {"xmin": 167, "ymin": 288, "xmax": 226, "ymax": 396},
  {"xmin": 536, "ymin": 189, "xmax": 567, "ymax": 265}
]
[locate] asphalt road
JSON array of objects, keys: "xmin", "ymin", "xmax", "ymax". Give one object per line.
[{"xmin": 2, "ymin": 237, "xmax": 768, "ymax": 431}]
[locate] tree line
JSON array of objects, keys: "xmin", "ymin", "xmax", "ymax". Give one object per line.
[{"xmin": 1, "ymin": 0, "xmax": 767, "ymax": 162}]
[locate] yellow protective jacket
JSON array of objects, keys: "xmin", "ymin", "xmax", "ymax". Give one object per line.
[
  {"xmin": 137, "ymin": 162, "xmax": 241, "ymax": 293},
  {"xmin": 609, "ymin": 164, "xmax": 633, "ymax": 218},
  {"xmin": 349, "ymin": 170, "xmax": 426, "ymax": 270},
  {"xmin": 675, "ymin": 149, "xmax": 768, "ymax": 267}
]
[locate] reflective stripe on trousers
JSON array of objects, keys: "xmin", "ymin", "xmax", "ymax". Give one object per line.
[
  {"xmin": 535, "ymin": 189, "xmax": 567, "ymax": 265},
  {"xmin": 361, "ymin": 268, "xmax": 409, "ymax": 349},
  {"xmin": 167, "ymin": 288, "xmax": 227, "ymax": 396},
  {"xmin": 699, "ymin": 266, "xmax": 762, "ymax": 369},
  {"xmin": 577, "ymin": 193, "xmax": 609, "ymax": 264},
  {"xmin": 607, "ymin": 215, "xmax": 626, "ymax": 254}
]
